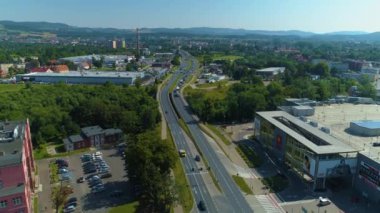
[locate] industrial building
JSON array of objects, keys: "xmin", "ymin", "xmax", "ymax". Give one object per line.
[
  {"xmin": 16, "ymin": 71, "xmax": 144, "ymax": 85},
  {"xmin": 255, "ymin": 67, "xmax": 285, "ymax": 80},
  {"xmin": 0, "ymin": 119, "xmax": 35, "ymax": 213},
  {"xmin": 255, "ymin": 103, "xmax": 380, "ymax": 203}
]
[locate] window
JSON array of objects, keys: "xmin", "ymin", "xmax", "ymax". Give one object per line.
[
  {"xmin": 12, "ymin": 197, "xmax": 22, "ymax": 206},
  {"xmin": 0, "ymin": 200, "xmax": 7, "ymax": 208}
]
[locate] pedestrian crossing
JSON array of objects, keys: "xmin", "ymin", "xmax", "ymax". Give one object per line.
[{"xmin": 255, "ymin": 195, "xmax": 283, "ymax": 213}]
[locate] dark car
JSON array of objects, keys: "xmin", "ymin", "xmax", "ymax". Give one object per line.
[
  {"xmin": 100, "ymin": 173, "xmax": 112, "ymax": 179},
  {"xmin": 84, "ymin": 168, "xmax": 97, "ymax": 174},
  {"xmin": 56, "ymin": 159, "xmax": 68, "ymax": 167},
  {"xmin": 198, "ymin": 201, "xmax": 206, "ymax": 211},
  {"xmin": 373, "ymin": 142, "xmax": 380, "ymax": 147},
  {"xmin": 194, "ymin": 155, "xmax": 201, "ymax": 162},
  {"xmin": 65, "ymin": 197, "xmax": 77, "ymax": 205},
  {"xmin": 77, "ymin": 177, "xmax": 85, "ymax": 183},
  {"xmin": 89, "ymin": 180, "xmax": 102, "ymax": 187}
]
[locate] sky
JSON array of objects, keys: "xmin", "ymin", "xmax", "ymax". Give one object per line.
[{"xmin": 1, "ymin": 0, "xmax": 380, "ymax": 33}]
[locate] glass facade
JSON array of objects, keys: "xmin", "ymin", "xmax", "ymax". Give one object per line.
[
  {"xmin": 259, "ymin": 118, "xmax": 275, "ymax": 149},
  {"xmin": 285, "ymin": 135, "xmax": 314, "ymax": 175}
]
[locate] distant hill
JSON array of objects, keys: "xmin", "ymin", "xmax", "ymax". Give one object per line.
[{"xmin": 1, "ymin": 20, "xmax": 380, "ymax": 41}]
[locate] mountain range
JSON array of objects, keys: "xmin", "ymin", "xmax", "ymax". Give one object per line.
[{"xmin": 0, "ymin": 20, "xmax": 380, "ymax": 41}]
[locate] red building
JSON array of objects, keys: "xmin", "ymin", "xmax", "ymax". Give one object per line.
[
  {"xmin": 64, "ymin": 126, "xmax": 122, "ymax": 151},
  {"xmin": 0, "ymin": 119, "xmax": 35, "ymax": 213}
]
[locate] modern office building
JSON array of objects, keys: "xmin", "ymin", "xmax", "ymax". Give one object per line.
[
  {"xmin": 255, "ymin": 103, "xmax": 380, "ymax": 203},
  {"xmin": 16, "ymin": 71, "xmax": 144, "ymax": 85},
  {"xmin": 0, "ymin": 119, "xmax": 35, "ymax": 213}
]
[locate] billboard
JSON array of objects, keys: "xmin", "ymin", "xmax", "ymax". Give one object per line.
[
  {"xmin": 317, "ymin": 158, "xmax": 357, "ymax": 178},
  {"xmin": 358, "ymin": 161, "xmax": 380, "ymax": 191}
]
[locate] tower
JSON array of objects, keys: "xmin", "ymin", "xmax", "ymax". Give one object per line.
[{"xmin": 136, "ymin": 28, "xmax": 140, "ymax": 60}]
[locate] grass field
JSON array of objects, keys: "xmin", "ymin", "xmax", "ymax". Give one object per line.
[
  {"xmin": 0, "ymin": 84, "xmax": 26, "ymax": 92},
  {"xmin": 235, "ymin": 144, "xmax": 262, "ymax": 168},
  {"xmin": 108, "ymin": 201, "xmax": 139, "ymax": 213},
  {"xmin": 205, "ymin": 124, "xmax": 231, "ymax": 145},
  {"xmin": 212, "ymin": 54, "xmax": 243, "ymax": 61},
  {"xmin": 232, "ymin": 175, "xmax": 253, "ymax": 195},
  {"xmin": 261, "ymin": 174, "xmax": 289, "ymax": 193}
]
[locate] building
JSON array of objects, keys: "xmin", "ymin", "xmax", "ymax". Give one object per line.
[
  {"xmin": 255, "ymin": 67, "xmax": 285, "ymax": 80},
  {"xmin": 110, "ymin": 40, "xmax": 117, "ymax": 49},
  {"xmin": 255, "ymin": 111, "xmax": 358, "ymax": 190},
  {"xmin": 30, "ymin": 67, "xmax": 52, "ymax": 73},
  {"xmin": 51, "ymin": 65, "xmax": 69, "ymax": 73},
  {"xmin": 0, "ymin": 119, "xmax": 35, "ymax": 213},
  {"xmin": 16, "ymin": 71, "xmax": 144, "ymax": 85},
  {"xmin": 63, "ymin": 126, "xmax": 122, "ymax": 151},
  {"xmin": 255, "ymin": 103, "xmax": 380, "ymax": 203}
]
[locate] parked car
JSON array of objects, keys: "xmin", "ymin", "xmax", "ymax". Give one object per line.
[
  {"xmin": 63, "ymin": 205, "xmax": 76, "ymax": 213},
  {"xmin": 64, "ymin": 202, "xmax": 77, "ymax": 208},
  {"xmin": 89, "ymin": 180, "xmax": 102, "ymax": 187},
  {"xmin": 58, "ymin": 168, "xmax": 69, "ymax": 174},
  {"xmin": 60, "ymin": 173, "xmax": 70, "ymax": 181},
  {"xmin": 319, "ymin": 197, "xmax": 331, "ymax": 206},
  {"xmin": 194, "ymin": 155, "xmax": 201, "ymax": 162},
  {"xmin": 77, "ymin": 177, "xmax": 85, "ymax": 183},
  {"xmin": 88, "ymin": 175, "xmax": 100, "ymax": 182},
  {"xmin": 100, "ymin": 173, "xmax": 112, "ymax": 179},
  {"xmin": 65, "ymin": 197, "xmax": 77, "ymax": 204},
  {"xmin": 84, "ymin": 168, "xmax": 97, "ymax": 174},
  {"xmin": 56, "ymin": 159, "xmax": 68, "ymax": 167}
]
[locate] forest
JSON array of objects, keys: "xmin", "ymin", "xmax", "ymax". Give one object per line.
[{"xmin": 0, "ymin": 83, "xmax": 160, "ymax": 147}]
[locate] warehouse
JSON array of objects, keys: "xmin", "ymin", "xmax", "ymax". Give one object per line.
[{"xmin": 16, "ymin": 71, "xmax": 144, "ymax": 85}]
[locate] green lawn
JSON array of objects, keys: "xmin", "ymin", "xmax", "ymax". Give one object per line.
[
  {"xmin": 108, "ymin": 201, "xmax": 139, "ymax": 213},
  {"xmin": 232, "ymin": 175, "xmax": 253, "ymax": 195},
  {"xmin": 166, "ymin": 124, "xmax": 193, "ymax": 213},
  {"xmin": 205, "ymin": 124, "xmax": 231, "ymax": 145},
  {"xmin": 212, "ymin": 54, "xmax": 243, "ymax": 62},
  {"xmin": 0, "ymin": 84, "xmax": 25, "ymax": 92},
  {"xmin": 236, "ymin": 144, "xmax": 262, "ymax": 168},
  {"xmin": 261, "ymin": 174, "xmax": 289, "ymax": 193}
]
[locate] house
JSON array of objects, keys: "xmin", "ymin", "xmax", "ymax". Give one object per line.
[
  {"xmin": 0, "ymin": 119, "xmax": 36, "ymax": 213},
  {"xmin": 51, "ymin": 65, "xmax": 69, "ymax": 73},
  {"xmin": 30, "ymin": 67, "xmax": 52, "ymax": 73},
  {"xmin": 64, "ymin": 126, "xmax": 123, "ymax": 151},
  {"xmin": 256, "ymin": 67, "xmax": 285, "ymax": 80}
]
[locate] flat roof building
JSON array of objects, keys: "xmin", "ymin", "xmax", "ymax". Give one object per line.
[
  {"xmin": 256, "ymin": 67, "xmax": 285, "ymax": 80},
  {"xmin": 16, "ymin": 71, "xmax": 144, "ymax": 85}
]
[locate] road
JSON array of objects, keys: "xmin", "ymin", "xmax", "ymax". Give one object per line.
[
  {"xmin": 172, "ymin": 52, "xmax": 253, "ymax": 213},
  {"xmin": 159, "ymin": 56, "xmax": 218, "ymax": 212}
]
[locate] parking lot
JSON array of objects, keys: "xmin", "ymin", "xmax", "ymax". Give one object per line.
[{"xmin": 38, "ymin": 148, "xmax": 132, "ymax": 213}]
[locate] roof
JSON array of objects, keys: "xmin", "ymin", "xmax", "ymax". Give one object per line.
[
  {"xmin": 0, "ymin": 184, "xmax": 25, "ymax": 197},
  {"xmin": 351, "ymin": 120, "xmax": 380, "ymax": 129},
  {"xmin": 31, "ymin": 67, "xmax": 52, "ymax": 72},
  {"xmin": 256, "ymin": 67, "xmax": 285, "ymax": 73},
  {"xmin": 81, "ymin": 126, "xmax": 104, "ymax": 137},
  {"xmin": 68, "ymin": 135, "xmax": 83, "ymax": 143},
  {"xmin": 51, "ymin": 65, "xmax": 69, "ymax": 72},
  {"xmin": 18, "ymin": 71, "xmax": 144, "ymax": 78},
  {"xmin": 0, "ymin": 121, "xmax": 25, "ymax": 167},
  {"xmin": 104, "ymin": 128, "xmax": 122, "ymax": 136},
  {"xmin": 256, "ymin": 111, "xmax": 358, "ymax": 155}
]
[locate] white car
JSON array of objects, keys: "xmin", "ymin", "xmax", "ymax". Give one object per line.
[
  {"xmin": 63, "ymin": 205, "xmax": 76, "ymax": 213},
  {"xmin": 319, "ymin": 197, "xmax": 331, "ymax": 206}
]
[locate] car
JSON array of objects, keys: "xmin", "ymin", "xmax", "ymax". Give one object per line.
[
  {"xmin": 198, "ymin": 201, "xmax": 206, "ymax": 211},
  {"xmin": 95, "ymin": 151, "xmax": 103, "ymax": 156},
  {"xmin": 89, "ymin": 180, "xmax": 102, "ymax": 187},
  {"xmin": 165, "ymin": 110, "xmax": 168, "ymax": 114},
  {"xmin": 88, "ymin": 175, "xmax": 100, "ymax": 182},
  {"xmin": 64, "ymin": 202, "xmax": 77, "ymax": 208},
  {"xmin": 56, "ymin": 159, "xmax": 68, "ymax": 167},
  {"xmin": 84, "ymin": 167, "xmax": 96, "ymax": 172},
  {"xmin": 58, "ymin": 168, "xmax": 69, "ymax": 174},
  {"xmin": 194, "ymin": 155, "xmax": 201, "ymax": 162},
  {"xmin": 84, "ymin": 168, "xmax": 97, "ymax": 174},
  {"xmin": 60, "ymin": 173, "xmax": 70, "ymax": 181},
  {"xmin": 373, "ymin": 142, "xmax": 380, "ymax": 147},
  {"xmin": 100, "ymin": 173, "xmax": 112, "ymax": 179},
  {"xmin": 77, "ymin": 177, "xmax": 85, "ymax": 183},
  {"xmin": 318, "ymin": 197, "xmax": 331, "ymax": 206},
  {"xmin": 63, "ymin": 205, "xmax": 76, "ymax": 213},
  {"xmin": 66, "ymin": 197, "xmax": 77, "ymax": 204}
]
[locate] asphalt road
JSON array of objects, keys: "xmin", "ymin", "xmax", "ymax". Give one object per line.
[
  {"xmin": 159, "ymin": 55, "xmax": 218, "ymax": 213},
  {"xmin": 172, "ymin": 52, "xmax": 253, "ymax": 213}
]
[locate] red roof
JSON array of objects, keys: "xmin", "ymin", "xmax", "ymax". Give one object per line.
[
  {"xmin": 51, "ymin": 65, "xmax": 69, "ymax": 72},
  {"xmin": 31, "ymin": 67, "xmax": 51, "ymax": 72}
]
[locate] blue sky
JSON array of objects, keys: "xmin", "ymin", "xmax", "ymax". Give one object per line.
[{"xmin": 0, "ymin": 0, "xmax": 380, "ymax": 33}]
